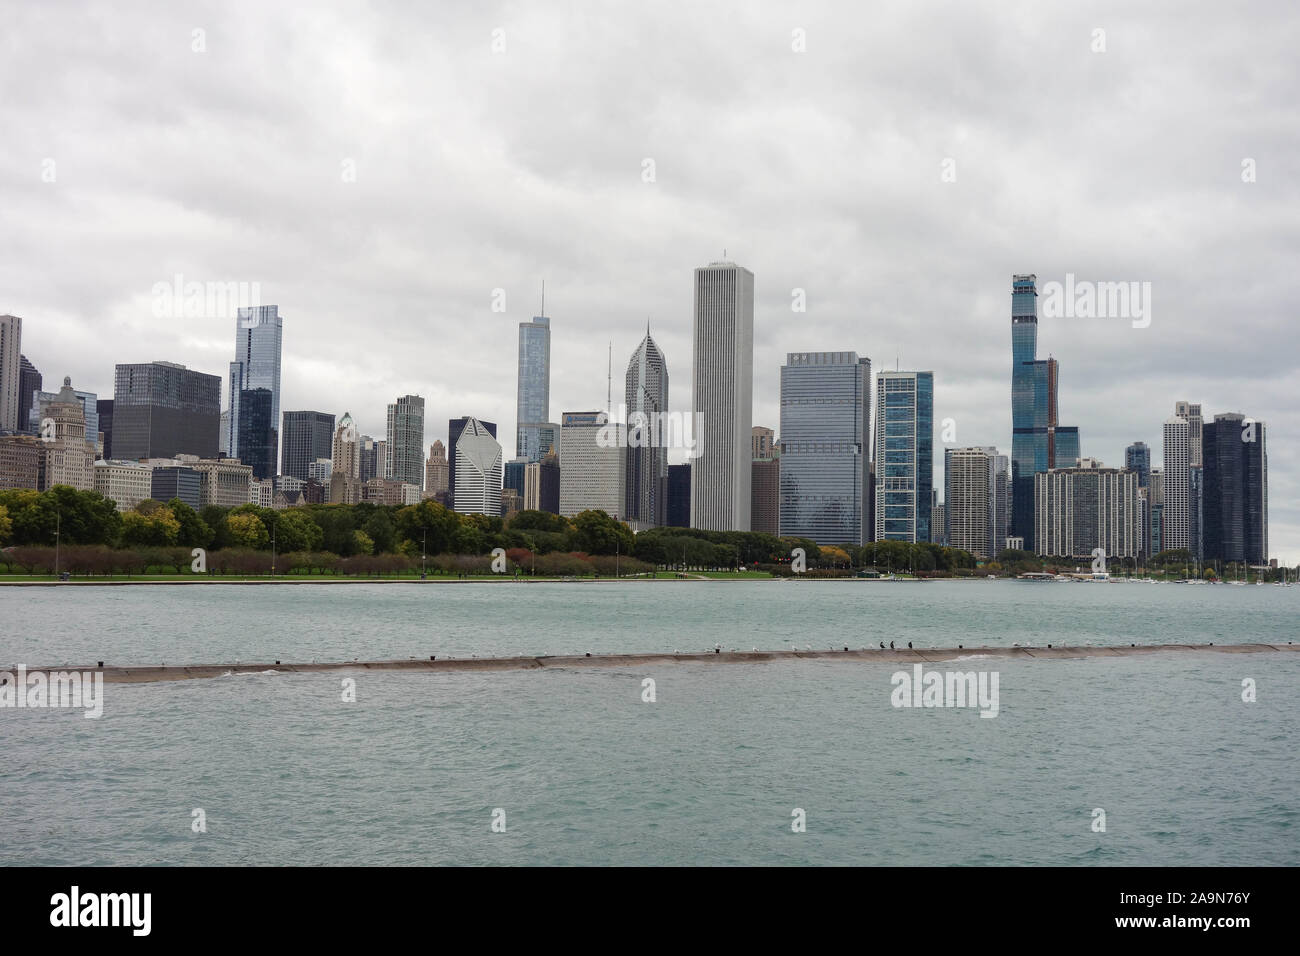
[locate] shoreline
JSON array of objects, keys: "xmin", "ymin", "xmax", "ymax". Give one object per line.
[{"xmin": 34, "ymin": 642, "xmax": 1299, "ymax": 684}]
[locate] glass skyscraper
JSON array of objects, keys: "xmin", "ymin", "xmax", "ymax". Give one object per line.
[
  {"xmin": 281, "ymin": 410, "xmax": 336, "ymax": 481},
  {"xmin": 113, "ymin": 361, "xmax": 221, "ymax": 461},
  {"xmin": 386, "ymin": 395, "xmax": 425, "ymax": 486},
  {"xmin": 228, "ymin": 305, "xmax": 283, "ymax": 478},
  {"xmin": 779, "ymin": 351, "xmax": 870, "ymax": 546},
  {"xmin": 874, "ymin": 370, "xmax": 933, "ymax": 543},
  {"xmin": 624, "ymin": 327, "xmax": 669, "ymax": 528},
  {"xmin": 516, "ymin": 315, "xmax": 551, "ymax": 461},
  {"xmin": 1201, "ymin": 413, "xmax": 1268, "ymax": 566},
  {"xmin": 1125, "ymin": 441, "xmax": 1152, "ymax": 487},
  {"xmin": 448, "ymin": 416, "xmax": 497, "ymax": 507}
]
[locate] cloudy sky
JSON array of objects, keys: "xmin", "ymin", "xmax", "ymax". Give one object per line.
[{"xmin": 3, "ymin": 1, "xmax": 1296, "ymax": 560}]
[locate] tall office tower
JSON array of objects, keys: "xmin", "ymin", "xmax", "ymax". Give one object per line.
[
  {"xmin": 666, "ymin": 463, "xmax": 691, "ymax": 527},
  {"xmin": 874, "ymin": 370, "xmax": 934, "ymax": 543},
  {"xmin": 452, "ymin": 417, "xmax": 502, "ymax": 516},
  {"xmin": 1033, "ymin": 459, "xmax": 1142, "ymax": 560},
  {"xmin": 1202, "ymin": 413, "xmax": 1268, "ymax": 566},
  {"xmin": 524, "ymin": 450, "xmax": 561, "ymax": 514},
  {"xmin": 931, "ymin": 502, "xmax": 947, "ymax": 546},
  {"xmin": 237, "ymin": 387, "xmax": 275, "ymax": 478},
  {"xmin": 385, "ymin": 395, "xmax": 425, "ymax": 486},
  {"xmin": 944, "ymin": 446, "xmax": 1006, "ymax": 560},
  {"xmin": 96, "ymin": 398, "xmax": 114, "ymax": 459},
  {"xmin": 227, "ymin": 305, "xmax": 283, "ymax": 471},
  {"xmin": 1125, "ymin": 441, "xmax": 1152, "ymax": 487},
  {"xmin": 1149, "ymin": 467, "xmax": 1165, "ymax": 554},
  {"xmin": 424, "ymin": 440, "xmax": 449, "ymax": 499},
  {"xmin": 358, "ymin": 434, "xmax": 379, "ymax": 482},
  {"xmin": 1189, "ymin": 464, "xmax": 1204, "ymax": 562},
  {"xmin": 331, "ymin": 413, "xmax": 360, "ymax": 479},
  {"xmin": 31, "ymin": 385, "xmax": 99, "ymax": 451},
  {"xmin": 112, "ymin": 362, "xmax": 221, "ymax": 461},
  {"xmin": 690, "ymin": 260, "xmax": 754, "ymax": 531},
  {"xmin": 504, "ymin": 458, "xmax": 527, "ymax": 497},
  {"xmin": 1052, "ymin": 425, "xmax": 1080, "ymax": 469},
  {"xmin": 992, "ymin": 452, "xmax": 1010, "ymax": 553},
  {"xmin": 516, "ymin": 313, "xmax": 552, "ymax": 461},
  {"xmin": 41, "ymin": 377, "xmax": 96, "ymax": 491},
  {"xmin": 559, "ymin": 411, "xmax": 625, "ymax": 518},
  {"xmin": 752, "ymin": 426, "xmax": 775, "ymax": 460},
  {"xmin": 779, "ymin": 352, "xmax": 871, "ymax": 546},
  {"xmin": 0, "ymin": 315, "xmax": 20, "ymax": 431},
  {"xmin": 448, "ymin": 416, "xmax": 497, "ymax": 506},
  {"xmin": 281, "ymin": 410, "xmax": 335, "ymax": 481},
  {"xmin": 624, "ymin": 327, "xmax": 669, "ymax": 528},
  {"xmin": 1176, "ymin": 401, "xmax": 1204, "ymax": 467},
  {"xmin": 218, "ymin": 410, "xmax": 229, "ymax": 455},
  {"xmin": 1162, "ymin": 413, "xmax": 1191, "ymax": 552},
  {"xmin": 751, "ymin": 458, "xmax": 780, "ymax": 535},
  {"xmin": 18, "ymin": 355, "xmax": 41, "ymax": 435}
]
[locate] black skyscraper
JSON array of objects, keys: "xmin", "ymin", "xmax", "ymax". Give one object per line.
[
  {"xmin": 17, "ymin": 355, "xmax": 41, "ymax": 435},
  {"xmin": 113, "ymin": 362, "xmax": 220, "ymax": 461},
  {"xmin": 666, "ymin": 463, "xmax": 691, "ymax": 528},
  {"xmin": 237, "ymin": 387, "xmax": 275, "ymax": 479},
  {"xmin": 1202, "ymin": 413, "xmax": 1268, "ymax": 566},
  {"xmin": 281, "ymin": 410, "xmax": 335, "ymax": 481}
]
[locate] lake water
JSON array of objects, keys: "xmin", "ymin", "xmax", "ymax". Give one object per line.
[{"xmin": 1, "ymin": 581, "xmax": 1296, "ymax": 865}]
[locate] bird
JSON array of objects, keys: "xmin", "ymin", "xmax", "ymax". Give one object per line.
[
  {"xmin": 907, "ymin": 642, "xmax": 913, "ymax": 649},
  {"xmin": 879, "ymin": 642, "xmax": 884, "ymax": 649},
  {"xmin": 889, "ymin": 641, "xmax": 895, "ymax": 649}
]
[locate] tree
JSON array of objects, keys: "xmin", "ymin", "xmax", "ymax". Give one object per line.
[
  {"xmin": 226, "ymin": 511, "xmax": 270, "ymax": 549},
  {"xmin": 274, "ymin": 509, "xmax": 324, "ymax": 553},
  {"xmin": 508, "ymin": 510, "xmax": 571, "ymax": 534},
  {"xmin": 569, "ymin": 510, "xmax": 634, "ymax": 555},
  {"xmin": 120, "ymin": 506, "xmax": 181, "ymax": 547},
  {"xmin": 0, "ymin": 503, "xmax": 10, "ymax": 546},
  {"xmin": 168, "ymin": 498, "xmax": 213, "ymax": 548},
  {"xmin": 352, "ymin": 529, "xmax": 375, "ymax": 556}
]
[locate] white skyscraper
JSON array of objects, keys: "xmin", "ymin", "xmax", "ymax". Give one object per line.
[
  {"xmin": 386, "ymin": 394, "xmax": 425, "ymax": 486},
  {"xmin": 1162, "ymin": 414, "xmax": 1191, "ymax": 552},
  {"xmin": 1175, "ymin": 400, "xmax": 1203, "ymax": 467},
  {"xmin": 0, "ymin": 314, "xmax": 21, "ymax": 432},
  {"xmin": 559, "ymin": 411, "xmax": 625, "ymax": 518},
  {"xmin": 453, "ymin": 417, "xmax": 502, "ymax": 516},
  {"xmin": 690, "ymin": 261, "xmax": 753, "ymax": 531}
]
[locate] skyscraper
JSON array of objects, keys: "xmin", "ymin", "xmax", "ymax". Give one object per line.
[
  {"xmin": 1201, "ymin": 413, "xmax": 1268, "ymax": 566},
  {"xmin": 228, "ymin": 306, "xmax": 283, "ymax": 478},
  {"xmin": 448, "ymin": 417, "xmax": 497, "ymax": 506},
  {"xmin": 874, "ymin": 370, "xmax": 934, "ymax": 543},
  {"xmin": 1125, "ymin": 441, "xmax": 1152, "ymax": 487},
  {"xmin": 1034, "ymin": 459, "xmax": 1142, "ymax": 560},
  {"xmin": 18, "ymin": 355, "xmax": 42, "ymax": 436},
  {"xmin": 666, "ymin": 464, "xmax": 691, "ymax": 528},
  {"xmin": 0, "ymin": 315, "xmax": 20, "ymax": 432},
  {"xmin": 516, "ymin": 313, "xmax": 551, "ymax": 461},
  {"xmin": 281, "ymin": 410, "xmax": 336, "ymax": 481},
  {"xmin": 41, "ymin": 377, "xmax": 96, "ymax": 491},
  {"xmin": 752, "ymin": 426, "xmax": 775, "ymax": 460},
  {"xmin": 385, "ymin": 395, "xmax": 425, "ymax": 486},
  {"xmin": 1162, "ymin": 413, "xmax": 1191, "ymax": 553},
  {"xmin": 453, "ymin": 417, "xmax": 502, "ymax": 516},
  {"xmin": 113, "ymin": 362, "xmax": 221, "ymax": 461},
  {"xmin": 1176, "ymin": 401, "xmax": 1203, "ymax": 467},
  {"xmin": 690, "ymin": 260, "xmax": 754, "ymax": 531},
  {"xmin": 332, "ymin": 413, "xmax": 360, "ymax": 479},
  {"xmin": 559, "ymin": 411, "xmax": 625, "ymax": 518},
  {"xmin": 30, "ymin": 385, "xmax": 100, "ymax": 452},
  {"xmin": 424, "ymin": 440, "xmax": 449, "ymax": 500},
  {"xmin": 779, "ymin": 351, "xmax": 871, "ymax": 546},
  {"xmin": 96, "ymin": 398, "xmax": 114, "ymax": 459},
  {"xmin": 945, "ymin": 446, "xmax": 1006, "ymax": 560},
  {"xmin": 624, "ymin": 326, "xmax": 669, "ymax": 528}
]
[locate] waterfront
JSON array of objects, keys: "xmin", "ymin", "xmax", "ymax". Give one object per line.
[{"xmin": 1, "ymin": 582, "xmax": 1296, "ymax": 866}]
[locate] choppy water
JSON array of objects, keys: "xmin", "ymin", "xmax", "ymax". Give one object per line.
[{"xmin": 1, "ymin": 581, "xmax": 1296, "ymax": 865}]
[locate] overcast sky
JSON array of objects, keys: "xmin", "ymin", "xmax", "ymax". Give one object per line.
[{"xmin": 3, "ymin": 1, "xmax": 1296, "ymax": 561}]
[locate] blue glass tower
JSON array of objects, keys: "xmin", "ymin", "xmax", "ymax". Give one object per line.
[{"xmin": 873, "ymin": 370, "xmax": 933, "ymax": 543}]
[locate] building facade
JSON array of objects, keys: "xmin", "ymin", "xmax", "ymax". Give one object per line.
[
  {"xmin": 151, "ymin": 465, "xmax": 202, "ymax": 510},
  {"xmin": 112, "ymin": 361, "xmax": 221, "ymax": 461},
  {"xmin": 516, "ymin": 314, "xmax": 551, "ymax": 461},
  {"xmin": 386, "ymin": 395, "xmax": 425, "ymax": 486},
  {"xmin": 1162, "ymin": 413, "xmax": 1191, "ymax": 553},
  {"xmin": 281, "ymin": 410, "xmax": 335, "ymax": 481},
  {"xmin": 424, "ymin": 440, "xmax": 449, "ymax": 500},
  {"xmin": 18, "ymin": 355, "xmax": 42, "ymax": 436},
  {"xmin": 227, "ymin": 305, "xmax": 283, "ymax": 477},
  {"xmin": 448, "ymin": 417, "xmax": 497, "ymax": 506},
  {"xmin": 874, "ymin": 370, "xmax": 933, "ymax": 543},
  {"xmin": 1033, "ymin": 459, "xmax": 1142, "ymax": 560},
  {"xmin": 453, "ymin": 417, "xmax": 502, "ymax": 516},
  {"xmin": 1201, "ymin": 412, "xmax": 1268, "ymax": 566},
  {"xmin": 94, "ymin": 460, "xmax": 154, "ymax": 511},
  {"xmin": 559, "ymin": 411, "xmax": 625, "ymax": 518},
  {"xmin": 624, "ymin": 328, "xmax": 669, "ymax": 529},
  {"xmin": 0, "ymin": 315, "xmax": 20, "ymax": 431}
]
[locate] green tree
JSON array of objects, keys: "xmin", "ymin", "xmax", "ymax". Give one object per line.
[
  {"xmin": 167, "ymin": 498, "xmax": 213, "ymax": 548},
  {"xmin": 273, "ymin": 509, "xmax": 324, "ymax": 553},
  {"xmin": 121, "ymin": 506, "xmax": 181, "ymax": 547},
  {"xmin": 226, "ymin": 511, "xmax": 270, "ymax": 549},
  {"xmin": 352, "ymin": 529, "xmax": 375, "ymax": 555},
  {"xmin": 569, "ymin": 510, "xmax": 633, "ymax": 555}
]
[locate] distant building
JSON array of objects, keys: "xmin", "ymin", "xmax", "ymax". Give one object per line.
[
  {"xmin": 1176, "ymin": 401, "xmax": 1204, "ymax": 468},
  {"xmin": 504, "ymin": 458, "xmax": 527, "ymax": 500},
  {"xmin": 236, "ymin": 386, "xmax": 275, "ymax": 480},
  {"xmin": 751, "ymin": 457, "xmax": 779, "ymax": 535},
  {"xmin": 0, "ymin": 315, "xmax": 20, "ymax": 431},
  {"xmin": 30, "ymin": 385, "xmax": 100, "ymax": 454},
  {"xmin": 386, "ymin": 395, "xmax": 425, "ymax": 486},
  {"xmin": 18, "ymin": 355, "xmax": 42, "ymax": 436},
  {"xmin": 501, "ymin": 488, "xmax": 523, "ymax": 519},
  {"xmin": 1033, "ymin": 458, "xmax": 1142, "ymax": 560},
  {"xmin": 281, "ymin": 410, "xmax": 335, "ymax": 481},
  {"xmin": 873, "ymin": 370, "xmax": 933, "ymax": 543},
  {"xmin": 453, "ymin": 417, "xmax": 502, "ymax": 516},
  {"xmin": 448, "ymin": 417, "xmax": 497, "ymax": 506},
  {"xmin": 151, "ymin": 465, "xmax": 202, "ymax": 510},
  {"xmin": 1149, "ymin": 467, "xmax": 1165, "ymax": 555},
  {"xmin": 691, "ymin": 260, "xmax": 753, "ymax": 531},
  {"xmin": 424, "ymin": 440, "xmax": 448, "ymax": 500},
  {"xmin": 666, "ymin": 464, "xmax": 691, "ymax": 527},
  {"xmin": 191, "ymin": 457, "xmax": 254, "ymax": 509},
  {"xmin": 930, "ymin": 502, "xmax": 947, "ymax": 546},
  {"xmin": 328, "ymin": 472, "xmax": 362, "ymax": 505},
  {"xmin": 363, "ymin": 478, "xmax": 421, "ymax": 506},
  {"xmin": 559, "ymin": 411, "xmax": 624, "ymax": 518},
  {"xmin": 249, "ymin": 476, "xmax": 274, "ymax": 508},
  {"xmin": 307, "ymin": 458, "xmax": 332, "ymax": 483},
  {"xmin": 1162, "ymin": 413, "xmax": 1191, "ymax": 553},
  {"xmin": 1201, "ymin": 413, "xmax": 1268, "ymax": 566},
  {"xmin": 113, "ymin": 361, "xmax": 221, "ymax": 461},
  {"xmin": 331, "ymin": 412, "xmax": 360, "ymax": 479},
  {"xmin": 779, "ymin": 351, "xmax": 870, "ymax": 546},
  {"xmin": 1125, "ymin": 441, "xmax": 1151, "ymax": 488},
  {"xmin": 94, "ymin": 460, "xmax": 154, "ymax": 512},
  {"xmin": 524, "ymin": 451, "xmax": 560, "ymax": 513},
  {"xmin": 227, "ymin": 305, "xmax": 283, "ymax": 473},
  {"xmin": 0, "ymin": 435, "xmax": 44, "ymax": 490},
  {"xmin": 516, "ymin": 314, "xmax": 552, "ymax": 461},
  {"xmin": 752, "ymin": 425, "xmax": 775, "ymax": 460},
  {"xmin": 41, "ymin": 377, "xmax": 96, "ymax": 491},
  {"xmin": 96, "ymin": 398, "xmax": 113, "ymax": 459},
  {"xmin": 624, "ymin": 327, "xmax": 669, "ymax": 529}
]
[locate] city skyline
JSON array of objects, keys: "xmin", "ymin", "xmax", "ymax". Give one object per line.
[{"xmin": 1, "ymin": 4, "xmax": 1294, "ymax": 560}]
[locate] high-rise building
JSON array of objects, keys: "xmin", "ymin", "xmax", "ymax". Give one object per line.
[
  {"xmin": 559, "ymin": 411, "xmax": 625, "ymax": 518},
  {"xmin": 874, "ymin": 370, "xmax": 933, "ymax": 543},
  {"xmin": 751, "ymin": 457, "xmax": 779, "ymax": 535},
  {"xmin": 1176, "ymin": 401, "xmax": 1203, "ymax": 468},
  {"xmin": 1034, "ymin": 459, "xmax": 1142, "ymax": 560},
  {"xmin": 752, "ymin": 426, "xmax": 775, "ymax": 460},
  {"xmin": 18, "ymin": 355, "xmax": 42, "ymax": 436},
  {"xmin": 386, "ymin": 395, "xmax": 425, "ymax": 486},
  {"xmin": 112, "ymin": 362, "xmax": 221, "ymax": 461},
  {"xmin": 516, "ymin": 314, "xmax": 551, "ymax": 461},
  {"xmin": 504, "ymin": 458, "xmax": 527, "ymax": 498},
  {"xmin": 41, "ymin": 377, "xmax": 96, "ymax": 491},
  {"xmin": 0, "ymin": 315, "xmax": 20, "ymax": 431},
  {"xmin": 931, "ymin": 502, "xmax": 947, "ymax": 546},
  {"xmin": 192, "ymin": 457, "xmax": 254, "ymax": 509},
  {"xmin": 281, "ymin": 410, "xmax": 335, "ymax": 481},
  {"xmin": 1201, "ymin": 413, "xmax": 1268, "ymax": 566},
  {"xmin": 331, "ymin": 413, "xmax": 360, "ymax": 479},
  {"xmin": 0, "ymin": 435, "xmax": 44, "ymax": 490},
  {"xmin": 96, "ymin": 398, "xmax": 114, "ymax": 459},
  {"xmin": 1125, "ymin": 441, "xmax": 1152, "ymax": 488},
  {"xmin": 524, "ymin": 451, "xmax": 560, "ymax": 514},
  {"xmin": 690, "ymin": 260, "xmax": 754, "ymax": 531},
  {"xmin": 1149, "ymin": 467, "xmax": 1165, "ymax": 555},
  {"xmin": 1162, "ymin": 413, "xmax": 1191, "ymax": 553},
  {"xmin": 218, "ymin": 410, "xmax": 229, "ymax": 456},
  {"xmin": 666, "ymin": 464, "xmax": 691, "ymax": 528},
  {"xmin": 779, "ymin": 352, "xmax": 871, "ymax": 546},
  {"xmin": 624, "ymin": 327, "xmax": 669, "ymax": 529},
  {"xmin": 227, "ymin": 305, "xmax": 283, "ymax": 476},
  {"xmin": 30, "ymin": 386, "xmax": 99, "ymax": 450},
  {"xmin": 94, "ymin": 460, "xmax": 154, "ymax": 512},
  {"xmin": 944, "ymin": 446, "xmax": 1006, "ymax": 560},
  {"xmin": 424, "ymin": 440, "xmax": 449, "ymax": 500},
  {"xmin": 453, "ymin": 417, "xmax": 502, "ymax": 516},
  {"xmin": 448, "ymin": 417, "xmax": 497, "ymax": 506},
  {"xmin": 151, "ymin": 465, "xmax": 202, "ymax": 510}
]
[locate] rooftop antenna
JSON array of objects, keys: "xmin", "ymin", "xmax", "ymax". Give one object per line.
[
  {"xmin": 607, "ymin": 341, "xmax": 612, "ymax": 416},
  {"xmin": 540, "ymin": 280, "xmax": 545, "ymax": 318}
]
